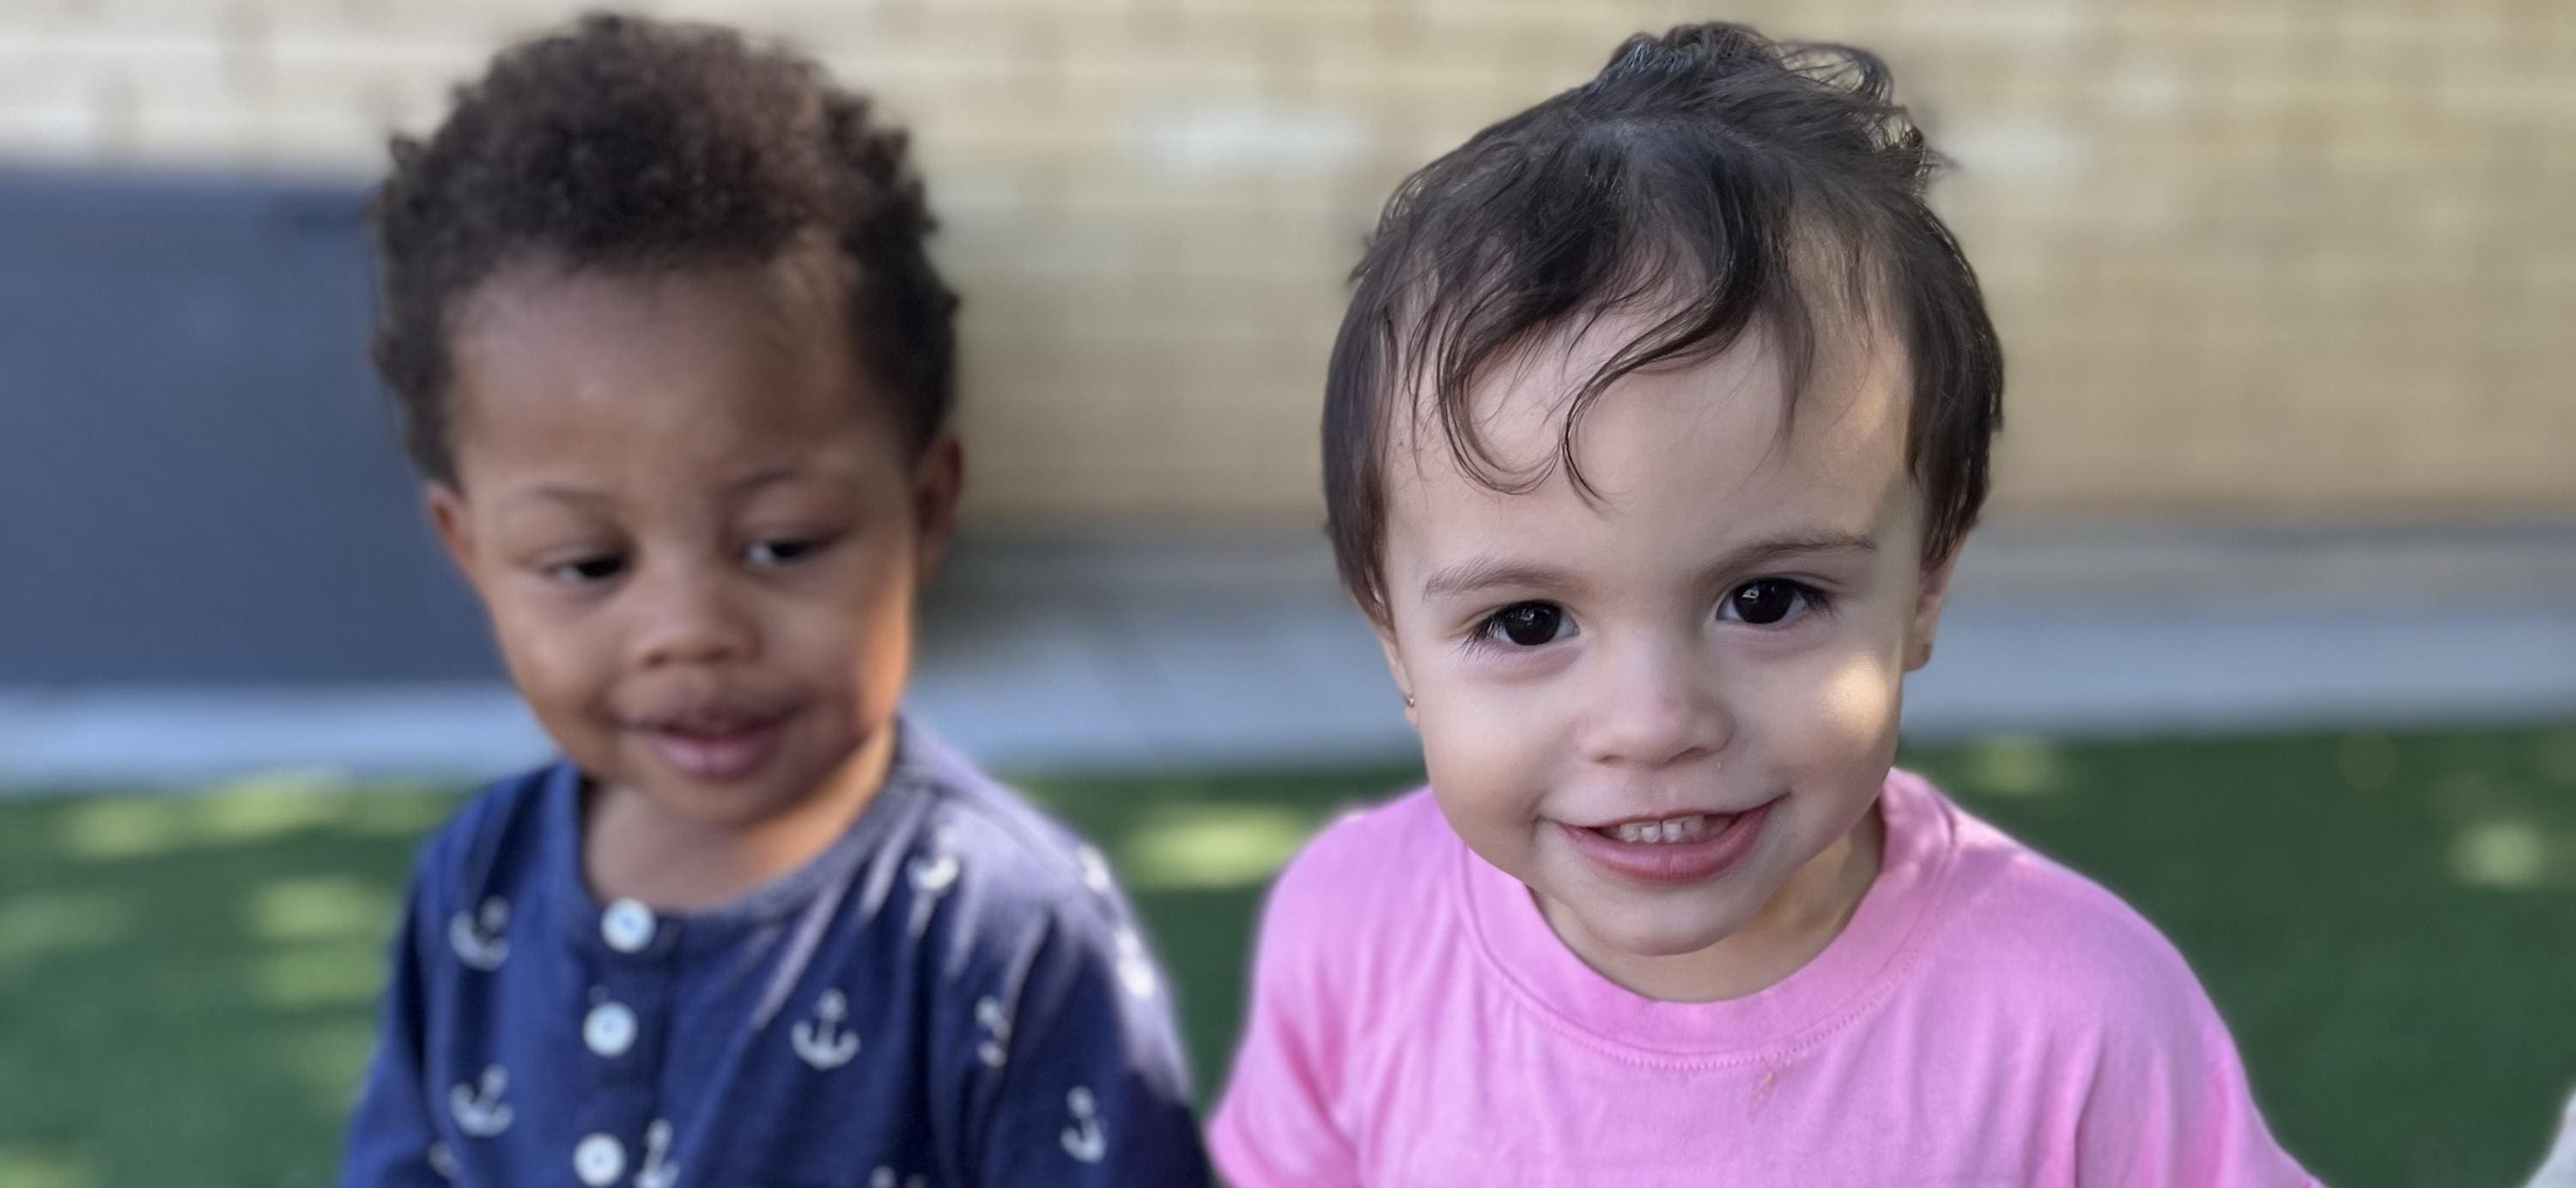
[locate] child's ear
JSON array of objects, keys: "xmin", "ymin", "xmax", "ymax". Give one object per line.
[
  {"xmin": 426, "ymin": 481, "xmax": 477, "ymax": 579},
  {"xmin": 1905, "ymin": 548, "xmax": 1960, "ymax": 673},
  {"xmin": 1369, "ymin": 607, "xmax": 1419, "ymax": 729},
  {"xmin": 909, "ymin": 435, "xmax": 965, "ymax": 585}
]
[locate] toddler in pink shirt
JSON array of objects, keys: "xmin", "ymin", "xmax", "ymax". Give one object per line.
[{"xmin": 1210, "ymin": 23, "xmax": 2318, "ymax": 1186}]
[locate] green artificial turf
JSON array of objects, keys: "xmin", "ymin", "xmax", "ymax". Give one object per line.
[{"xmin": 3, "ymin": 725, "xmax": 2572, "ymax": 1186}]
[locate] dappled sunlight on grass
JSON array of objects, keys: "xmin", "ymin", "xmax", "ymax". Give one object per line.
[
  {"xmin": 193, "ymin": 774, "xmax": 361, "ymax": 842},
  {"xmin": 0, "ymin": 891, "xmax": 131, "ymax": 967},
  {"xmin": 1118, "ymin": 803, "xmax": 1323, "ymax": 889},
  {"xmin": 57, "ymin": 798, "xmax": 191, "ymax": 860},
  {"xmin": 246, "ymin": 877, "xmax": 398, "ymax": 943},
  {"xmin": 247, "ymin": 943, "xmax": 391, "ymax": 1010},
  {"xmin": 2449, "ymin": 818, "xmax": 2574, "ymax": 891},
  {"xmin": 1956, "ymin": 734, "xmax": 2065, "ymax": 797},
  {"xmin": 52, "ymin": 777, "xmax": 459, "ymax": 863},
  {"xmin": 0, "ymin": 1147, "xmax": 99, "ymax": 1188}
]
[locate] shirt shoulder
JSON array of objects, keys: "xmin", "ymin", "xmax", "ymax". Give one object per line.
[
  {"xmin": 1251, "ymin": 787, "xmax": 1457, "ymax": 981},
  {"xmin": 406, "ymin": 762, "xmax": 567, "ymax": 919},
  {"xmin": 1899, "ymin": 773, "xmax": 2223, "ymax": 1035},
  {"xmin": 1275, "ymin": 785, "xmax": 1453, "ymax": 896},
  {"xmin": 886, "ymin": 736, "xmax": 1172, "ymax": 1009},
  {"xmin": 908, "ymin": 752, "xmax": 1137, "ymax": 938},
  {"xmin": 1894, "ymin": 777, "xmax": 2316, "ymax": 1184},
  {"xmin": 881, "ymin": 736, "xmax": 1205, "ymax": 1176}
]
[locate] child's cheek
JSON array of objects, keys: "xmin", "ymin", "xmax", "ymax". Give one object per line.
[
  {"xmin": 1418, "ymin": 676, "xmax": 1564, "ymax": 833},
  {"xmin": 1759, "ymin": 648, "xmax": 1905, "ymax": 795},
  {"xmin": 489, "ymin": 603, "xmax": 616, "ymax": 736}
]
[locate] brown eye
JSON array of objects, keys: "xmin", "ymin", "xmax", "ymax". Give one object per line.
[
  {"xmin": 1480, "ymin": 602, "xmax": 1570, "ymax": 647},
  {"xmin": 1722, "ymin": 579, "xmax": 1814, "ymax": 626},
  {"xmin": 747, "ymin": 537, "xmax": 829, "ymax": 567},
  {"xmin": 550, "ymin": 555, "xmax": 629, "ymax": 585}
]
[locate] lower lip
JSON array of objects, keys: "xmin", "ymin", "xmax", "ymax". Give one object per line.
[
  {"xmin": 1558, "ymin": 801, "xmax": 1777, "ymax": 887},
  {"xmin": 645, "ymin": 718, "xmax": 789, "ymax": 783}
]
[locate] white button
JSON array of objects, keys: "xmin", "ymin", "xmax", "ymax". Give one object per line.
[
  {"xmin": 574, "ymin": 1134, "xmax": 625, "ymax": 1186},
  {"xmin": 602, "ymin": 899, "xmax": 656, "ymax": 953},
  {"xmin": 583, "ymin": 1001, "xmax": 637, "ymax": 1058}
]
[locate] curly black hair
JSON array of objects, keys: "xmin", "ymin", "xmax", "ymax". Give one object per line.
[
  {"xmin": 1325, "ymin": 23, "xmax": 2004, "ymax": 622},
  {"xmin": 370, "ymin": 12, "xmax": 957, "ymax": 482}
]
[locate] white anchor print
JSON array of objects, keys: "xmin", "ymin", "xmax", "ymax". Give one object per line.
[
  {"xmin": 974, "ymin": 995, "xmax": 1012, "ymax": 1069},
  {"xmin": 867, "ymin": 1170, "xmax": 927, "ymax": 1188},
  {"xmin": 425, "ymin": 1142, "xmax": 459, "ymax": 1181},
  {"xmin": 635, "ymin": 1118, "xmax": 678, "ymax": 1188},
  {"xmin": 1060, "ymin": 1085, "xmax": 1107, "ymax": 1163},
  {"xmin": 792, "ymin": 989, "xmax": 861, "ymax": 1070},
  {"xmin": 1074, "ymin": 845, "xmax": 1114, "ymax": 895},
  {"xmin": 449, "ymin": 1065, "xmax": 513, "ymax": 1137},
  {"xmin": 1113, "ymin": 927, "xmax": 1158, "ymax": 1000},
  {"xmin": 447, "ymin": 896, "xmax": 510, "ymax": 972},
  {"xmin": 907, "ymin": 848, "xmax": 960, "ymax": 938}
]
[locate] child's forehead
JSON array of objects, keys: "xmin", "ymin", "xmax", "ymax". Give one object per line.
[
  {"xmin": 454, "ymin": 249, "xmax": 843, "ymax": 351},
  {"xmin": 1388, "ymin": 306, "xmax": 1912, "ymax": 496},
  {"xmin": 441, "ymin": 256, "xmax": 897, "ymax": 476}
]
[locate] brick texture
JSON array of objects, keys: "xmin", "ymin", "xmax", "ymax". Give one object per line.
[{"xmin": 3, "ymin": 0, "xmax": 2570, "ymax": 526}]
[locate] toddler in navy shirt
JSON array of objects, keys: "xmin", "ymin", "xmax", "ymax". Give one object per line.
[{"xmin": 338, "ymin": 15, "xmax": 1207, "ymax": 1186}]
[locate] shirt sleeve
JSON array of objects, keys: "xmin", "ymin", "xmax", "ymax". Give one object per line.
[
  {"xmin": 1206, "ymin": 848, "xmax": 1362, "ymax": 1188},
  {"xmin": 973, "ymin": 906, "xmax": 1210, "ymax": 1187},
  {"xmin": 337, "ymin": 870, "xmax": 450, "ymax": 1188},
  {"xmin": 2072, "ymin": 961, "xmax": 2320, "ymax": 1187}
]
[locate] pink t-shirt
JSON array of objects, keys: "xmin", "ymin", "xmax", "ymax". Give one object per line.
[{"xmin": 1210, "ymin": 771, "xmax": 2318, "ymax": 1186}]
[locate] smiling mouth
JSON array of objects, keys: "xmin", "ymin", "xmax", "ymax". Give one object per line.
[
  {"xmin": 1559, "ymin": 800, "xmax": 1778, "ymax": 885},
  {"xmin": 1596, "ymin": 813, "xmax": 1724, "ymax": 845},
  {"xmin": 633, "ymin": 706, "xmax": 797, "ymax": 783}
]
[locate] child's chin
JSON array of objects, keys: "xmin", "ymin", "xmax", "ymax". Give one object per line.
[
  {"xmin": 630, "ymin": 778, "xmax": 802, "ymax": 827},
  {"xmin": 614, "ymin": 749, "xmax": 831, "ymax": 829},
  {"xmin": 1543, "ymin": 877, "xmax": 1753, "ymax": 961},
  {"xmin": 1595, "ymin": 907, "xmax": 1752, "ymax": 961}
]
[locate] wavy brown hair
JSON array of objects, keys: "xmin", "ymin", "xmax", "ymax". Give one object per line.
[{"xmin": 1324, "ymin": 23, "xmax": 2004, "ymax": 622}]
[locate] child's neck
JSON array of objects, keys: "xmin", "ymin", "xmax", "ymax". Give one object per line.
[
  {"xmin": 581, "ymin": 730, "xmax": 896, "ymax": 912},
  {"xmin": 1544, "ymin": 801, "xmax": 1886, "ymax": 1003}
]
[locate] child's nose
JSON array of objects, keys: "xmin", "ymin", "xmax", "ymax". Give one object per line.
[
  {"xmin": 1580, "ymin": 645, "xmax": 1731, "ymax": 769},
  {"xmin": 629, "ymin": 566, "xmax": 757, "ymax": 668}
]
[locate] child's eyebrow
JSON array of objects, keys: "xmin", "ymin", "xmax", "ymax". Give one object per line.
[
  {"xmin": 722, "ymin": 463, "xmax": 812, "ymax": 496},
  {"xmin": 1420, "ymin": 557, "xmax": 1583, "ymax": 601},
  {"xmin": 501, "ymin": 484, "xmax": 617, "ymax": 512},
  {"xmin": 1697, "ymin": 531, "xmax": 1880, "ymax": 579},
  {"xmin": 1420, "ymin": 531, "xmax": 1878, "ymax": 601}
]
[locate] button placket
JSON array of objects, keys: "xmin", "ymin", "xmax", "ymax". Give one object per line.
[{"xmin": 575, "ymin": 900, "xmax": 677, "ymax": 1188}]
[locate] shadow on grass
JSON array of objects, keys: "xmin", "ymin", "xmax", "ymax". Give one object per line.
[
  {"xmin": 3, "ymin": 727, "xmax": 2573, "ymax": 1187},
  {"xmin": 0, "ymin": 778, "xmax": 455, "ymax": 1188}
]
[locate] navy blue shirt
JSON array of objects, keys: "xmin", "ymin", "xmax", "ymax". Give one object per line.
[{"xmin": 342, "ymin": 721, "xmax": 1210, "ymax": 1187}]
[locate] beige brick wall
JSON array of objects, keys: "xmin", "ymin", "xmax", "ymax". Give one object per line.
[{"xmin": 5, "ymin": 0, "xmax": 2571, "ymax": 526}]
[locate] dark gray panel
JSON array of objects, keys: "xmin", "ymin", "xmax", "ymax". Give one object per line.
[{"xmin": 0, "ymin": 168, "xmax": 498, "ymax": 682}]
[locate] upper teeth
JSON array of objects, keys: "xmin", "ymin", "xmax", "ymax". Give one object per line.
[{"xmin": 1614, "ymin": 815, "xmax": 1710, "ymax": 844}]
